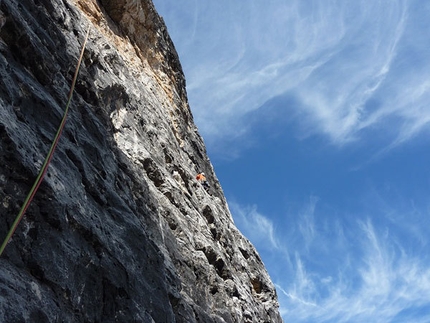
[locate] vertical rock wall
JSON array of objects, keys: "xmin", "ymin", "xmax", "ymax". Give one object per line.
[{"xmin": 0, "ymin": 0, "xmax": 283, "ymax": 322}]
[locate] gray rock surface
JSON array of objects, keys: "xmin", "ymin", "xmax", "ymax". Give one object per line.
[{"xmin": 0, "ymin": 0, "xmax": 283, "ymax": 322}]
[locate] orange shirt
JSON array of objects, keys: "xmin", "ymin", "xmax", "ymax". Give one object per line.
[{"xmin": 196, "ymin": 173, "xmax": 206, "ymax": 181}]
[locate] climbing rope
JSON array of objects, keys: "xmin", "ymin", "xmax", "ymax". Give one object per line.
[{"xmin": 0, "ymin": 26, "xmax": 90, "ymax": 256}]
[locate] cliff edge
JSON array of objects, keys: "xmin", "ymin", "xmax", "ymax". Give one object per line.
[{"xmin": 0, "ymin": 0, "xmax": 283, "ymax": 322}]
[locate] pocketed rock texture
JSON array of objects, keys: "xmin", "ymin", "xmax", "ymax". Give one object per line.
[{"xmin": 0, "ymin": 0, "xmax": 283, "ymax": 322}]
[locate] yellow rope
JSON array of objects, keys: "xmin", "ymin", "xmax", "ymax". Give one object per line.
[{"xmin": 0, "ymin": 26, "xmax": 90, "ymax": 256}]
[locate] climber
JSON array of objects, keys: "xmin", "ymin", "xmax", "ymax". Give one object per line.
[{"xmin": 196, "ymin": 172, "xmax": 210, "ymax": 192}]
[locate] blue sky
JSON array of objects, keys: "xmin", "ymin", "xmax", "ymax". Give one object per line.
[{"xmin": 152, "ymin": 1, "xmax": 430, "ymax": 322}]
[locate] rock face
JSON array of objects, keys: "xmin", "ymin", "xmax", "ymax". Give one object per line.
[{"xmin": 0, "ymin": 0, "xmax": 283, "ymax": 322}]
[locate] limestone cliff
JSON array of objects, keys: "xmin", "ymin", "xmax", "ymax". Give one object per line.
[{"xmin": 0, "ymin": 0, "xmax": 282, "ymax": 322}]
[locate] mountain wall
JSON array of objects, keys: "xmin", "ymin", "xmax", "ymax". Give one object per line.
[{"xmin": 0, "ymin": 0, "xmax": 283, "ymax": 322}]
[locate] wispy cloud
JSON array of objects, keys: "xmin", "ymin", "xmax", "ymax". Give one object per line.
[
  {"xmin": 297, "ymin": 196, "xmax": 318, "ymax": 252},
  {"xmin": 157, "ymin": 0, "xmax": 430, "ymax": 156},
  {"xmin": 228, "ymin": 193, "xmax": 430, "ymax": 322},
  {"xmin": 273, "ymin": 205, "xmax": 430, "ymax": 323},
  {"xmin": 293, "ymin": 0, "xmax": 409, "ymax": 144},
  {"xmin": 229, "ymin": 201, "xmax": 280, "ymax": 251},
  {"xmin": 153, "ymin": 2, "xmax": 430, "ymax": 322}
]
